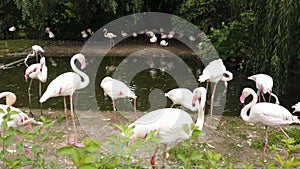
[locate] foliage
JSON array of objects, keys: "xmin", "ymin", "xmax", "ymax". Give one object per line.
[
  {"xmin": 0, "ymin": 106, "xmax": 53, "ymax": 168},
  {"xmin": 57, "ymin": 124, "xmax": 159, "ymax": 168}
]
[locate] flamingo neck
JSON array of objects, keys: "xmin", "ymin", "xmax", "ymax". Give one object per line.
[
  {"xmin": 0, "ymin": 92, "xmax": 16, "ymax": 106},
  {"xmin": 195, "ymin": 91, "xmax": 206, "ymax": 130},
  {"xmin": 240, "ymin": 89, "xmax": 257, "ymax": 122},
  {"xmin": 104, "ymin": 29, "xmax": 108, "ymax": 37},
  {"xmin": 70, "ymin": 57, "xmax": 89, "ymax": 90},
  {"xmin": 222, "ymin": 70, "xmax": 233, "ymax": 82}
]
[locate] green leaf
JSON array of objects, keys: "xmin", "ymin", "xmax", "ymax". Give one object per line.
[
  {"xmin": 182, "ymin": 123, "xmax": 190, "ymax": 135},
  {"xmin": 177, "ymin": 153, "xmax": 187, "ymax": 163},
  {"xmin": 190, "ymin": 151, "xmax": 203, "ymax": 161},
  {"xmin": 84, "ymin": 138, "xmax": 100, "ymax": 152},
  {"xmin": 56, "ymin": 146, "xmax": 75, "ymax": 156},
  {"xmin": 0, "ymin": 108, "xmax": 5, "ymax": 114}
]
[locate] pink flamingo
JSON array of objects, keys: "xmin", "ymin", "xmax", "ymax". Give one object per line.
[
  {"xmin": 0, "ymin": 91, "xmax": 43, "ymax": 130},
  {"xmin": 292, "ymin": 102, "xmax": 300, "ymax": 113},
  {"xmin": 198, "ymin": 59, "xmax": 233, "ymax": 128},
  {"xmin": 39, "ymin": 53, "xmax": 89, "ymax": 147},
  {"xmin": 248, "ymin": 74, "xmax": 274, "ymax": 102},
  {"xmin": 165, "ymin": 88, "xmax": 200, "ymax": 111},
  {"xmin": 103, "ymin": 28, "xmax": 117, "ymax": 48},
  {"xmin": 24, "ymin": 45, "xmax": 45, "ymax": 67},
  {"xmin": 100, "ymin": 77, "xmax": 137, "ymax": 123},
  {"xmin": 239, "ymin": 88, "xmax": 300, "ymax": 161},
  {"xmin": 25, "ymin": 57, "xmax": 48, "ymax": 116},
  {"xmin": 129, "ymin": 87, "xmax": 206, "ymax": 169}
]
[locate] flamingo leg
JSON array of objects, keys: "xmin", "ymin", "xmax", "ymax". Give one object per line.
[
  {"xmin": 150, "ymin": 146, "xmax": 159, "ymax": 169},
  {"xmin": 64, "ymin": 96, "xmax": 71, "ymax": 144},
  {"xmin": 70, "ymin": 95, "xmax": 83, "ymax": 147},
  {"xmin": 263, "ymin": 126, "xmax": 269, "ymax": 161},
  {"xmin": 39, "ymin": 80, "xmax": 43, "ymax": 115},
  {"xmin": 268, "ymin": 91, "xmax": 272, "ymax": 103},
  {"xmin": 112, "ymin": 99, "xmax": 117, "ymax": 123},
  {"xmin": 162, "ymin": 144, "xmax": 168, "ymax": 169},
  {"xmin": 256, "ymin": 90, "xmax": 261, "ymax": 103},
  {"xmin": 27, "ymin": 79, "xmax": 33, "ymax": 116},
  {"xmin": 209, "ymin": 83, "xmax": 217, "ymax": 128},
  {"xmin": 261, "ymin": 92, "xmax": 267, "ymax": 102},
  {"xmin": 133, "ymin": 98, "xmax": 137, "ymax": 119},
  {"xmin": 279, "ymin": 126, "xmax": 290, "ymax": 139}
]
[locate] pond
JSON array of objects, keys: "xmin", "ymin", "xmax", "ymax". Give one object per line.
[{"xmin": 0, "ymin": 55, "xmax": 299, "ymax": 117}]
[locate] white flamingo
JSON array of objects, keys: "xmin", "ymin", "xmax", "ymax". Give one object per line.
[
  {"xmin": 40, "ymin": 53, "xmax": 89, "ymax": 147},
  {"xmin": 248, "ymin": 74, "xmax": 274, "ymax": 102},
  {"xmin": 165, "ymin": 88, "xmax": 200, "ymax": 111},
  {"xmin": 129, "ymin": 87, "xmax": 206, "ymax": 168},
  {"xmin": 292, "ymin": 102, "xmax": 300, "ymax": 113},
  {"xmin": 198, "ymin": 58, "xmax": 233, "ymax": 128},
  {"xmin": 239, "ymin": 88, "xmax": 300, "ymax": 160},
  {"xmin": 100, "ymin": 77, "xmax": 137, "ymax": 123},
  {"xmin": 25, "ymin": 57, "xmax": 48, "ymax": 116},
  {"xmin": 159, "ymin": 40, "xmax": 168, "ymax": 47},
  {"xmin": 24, "ymin": 45, "xmax": 45, "ymax": 67},
  {"xmin": 103, "ymin": 28, "xmax": 117, "ymax": 48}
]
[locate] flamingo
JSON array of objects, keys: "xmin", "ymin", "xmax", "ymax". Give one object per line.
[
  {"xmin": 159, "ymin": 40, "xmax": 168, "ymax": 47},
  {"xmin": 100, "ymin": 77, "xmax": 137, "ymax": 123},
  {"xmin": 25, "ymin": 57, "xmax": 48, "ymax": 116},
  {"xmin": 292, "ymin": 102, "xmax": 300, "ymax": 113},
  {"xmin": 129, "ymin": 87, "xmax": 206, "ymax": 169},
  {"xmin": 150, "ymin": 35, "xmax": 157, "ymax": 46},
  {"xmin": 39, "ymin": 53, "xmax": 89, "ymax": 147},
  {"xmin": 0, "ymin": 91, "xmax": 43, "ymax": 130},
  {"xmin": 248, "ymin": 74, "xmax": 274, "ymax": 102},
  {"xmin": 165, "ymin": 88, "xmax": 200, "ymax": 111},
  {"xmin": 9, "ymin": 26, "xmax": 16, "ymax": 39},
  {"xmin": 24, "ymin": 45, "xmax": 45, "ymax": 67},
  {"xmin": 198, "ymin": 58, "xmax": 233, "ymax": 128},
  {"xmin": 81, "ymin": 30, "xmax": 88, "ymax": 41},
  {"xmin": 239, "ymin": 88, "xmax": 300, "ymax": 160},
  {"xmin": 103, "ymin": 28, "xmax": 117, "ymax": 48},
  {"xmin": 121, "ymin": 31, "xmax": 128, "ymax": 37}
]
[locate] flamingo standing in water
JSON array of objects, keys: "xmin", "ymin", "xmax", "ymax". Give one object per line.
[
  {"xmin": 25, "ymin": 57, "xmax": 48, "ymax": 116},
  {"xmin": 292, "ymin": 102, "xmax": 300, "ymax": 113},
  {"xmin": 165, "ymin": 88, "xmax": 200, "ymax": 111},
  {"xmin": 129, "ymin": 87, "xmax": 206, "ymax": 169},
  {"xmin": 100, "ymin": 77, "xmax": 137, "ymax": 123},
  {"xmin": 103, "ymin": 28, "xmax": 117, "ymax": 48},
  {"xmin": 239, "ymin": 88, "xmax": 300, "ymax": 160},
  {"xmin": 198, "ymin": 59, "xmax": 233, "ymax": 128},
  {"xmin": 24, "ymin": 45, "xmax": 45, "ymax": 67},
  {"xmin": 248, "ymin": 74, "xmax": 274, "ymax": 102},
  {"xmin": 40, "ymin": 53, "xmax": 89, "ymax": 147},
  {"xmin": 0, "ymin": 91, "xmax": 43, "ymax": 130}
]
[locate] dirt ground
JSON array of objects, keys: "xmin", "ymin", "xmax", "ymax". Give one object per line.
[{"xmin": 14, "ymin": 108, "xmax": 299, "ymax": 169}]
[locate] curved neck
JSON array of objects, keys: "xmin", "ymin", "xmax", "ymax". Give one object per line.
[
  {"xmin": 195, "ymin": 92, "xmax": 206, "ymax": 130},
  {"xmin": 104, "ymin": 29, "xmax": 107, "ymax": 37},
  {"xmin": 0, "ymin": 92, "xmax": 16, "ymax": 106},
  {"xmin": 70, "ymin": 57, "xmax": 89, "ymax": 90},
  {"xmin": 240, "ymin": 89, "xmax": 257, "ymax": 122},
  {"xmin": 222, "ymin": 70, "xmax": 233, "ymax": 82}
]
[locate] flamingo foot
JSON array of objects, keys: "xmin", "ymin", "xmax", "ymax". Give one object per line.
[
  {"xmin": 204, "ymin": 123, "xmax": 217, "ymax": 130},
  {"xmin": 74, "ymin": 142, "xmax": 84, "ymax": 148},
  {"xmin": 150, "ymin": 156, "xmax": 156, "ymax": 169}
]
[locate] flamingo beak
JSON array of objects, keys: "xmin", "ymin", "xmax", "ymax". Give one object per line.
[
  {"xmin": 239, "ymin": 94, "xmax": 245, "ymax": 104},
  {"xmin": 81, "ymin": 60, "xmax": 86, "ymax": 69},
  {"xmin": 192, "ymin": 95, "xmax": 197, "ymax": 107}
]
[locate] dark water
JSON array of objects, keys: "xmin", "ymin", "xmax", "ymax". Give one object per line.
[{"xmin": 0, "ymin": 55, "xmax": 299, "ymax": 116}]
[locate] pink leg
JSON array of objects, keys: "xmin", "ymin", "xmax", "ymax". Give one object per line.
[
  {"xmin": 205, "ymin": 83, "xmax": 217, "ymax": 129},
  {"xmin": 112, "ymin": 99, "xmax": 117, "ymax": 123},
  {"xmin": 27, "ymin": 79, "xmax": 33, "ymax": 115},
  {"xmin": 263, "ymin": 126, "xmax": 269, "ymax": 161},
  {"xmin": 268, "ymin": 91, "xmax": 272, "ymax": 102},
  {"xmin": 261, "ymin": 92, "xmax": 267, "ymax": 102},
  {"xmin": 64, "ymin": 96, "xmax": 71, "ymax": 144},
  {"xmin": 39, "ymin": 80, "xmax": 43, "ymax": 115},
  {"xmin": 280, "ymin": 126, "xmax": 290, "ymax": 138},
  {"xmin": 162, "ymin": 144, "xmax": 168, "ymax": 169},
  {"xmin": 151, "ymin": 146, "xmax": 159, "ymax": 169},
  {"xmin": 133, "ymin": 98, "xmax": 137, "ymax": 119},
  {"xmin": 70, "ymin": 95, "xmax": 83, "ymax": 147}
]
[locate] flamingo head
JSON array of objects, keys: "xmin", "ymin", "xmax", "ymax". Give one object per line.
[
  {"xmin": 192, "ymin": 87, "xmax": 206, "ymax": 106},
  {"xmin": 81, "ymin": 59, "xmax": 86, "ymax": 69},
  {"xmin": 239, "ymin": 88, "xmax": 252, "ymax": 104}
]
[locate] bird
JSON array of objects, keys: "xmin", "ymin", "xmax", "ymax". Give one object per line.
[
  {"xmin": 292, "ymin": 102, "xmax": 300, "ymax": 113},
  {"xmin": 129, "ymin": 87, "xmax": 206, "ymax": 169},
  {"xmin": 100, "ymin": 76, "xmax": 137, "ymax": 123},
  {"xmin": 39, "ymin": 53, "xmax": 89, "ymax": 147},
  {"xmin": 87, "ymin": 28, "xmax": 93, "ymax": 35},
  {"xmin": 25, "ymin": 57, "xmax": 48, "ymax": 116},
  {"xmin": 9, "ymin": 26, "xmax": 16, "ymax": 39},
  {"xmin": 150, "ymin": 35, "xmax": 157, "ymax": 46},
  {"xmin": 159, "ymin": 40, "xmax": 168, "ymax": 47},
  {"xmin": 103, "ymin": 28, "xmax": 117, "ymax": 48},
  {"xmin": 81, "ymin": 30, "xmax": 88, "ymax": 41},
  {"xmin": 24, "ymin": 45, "xmax": 45, "ymax": 67},
  {"xmin": 165, "ymin": 88, "xmax": 200, "ymax": 111},
  {"xmin": 48, "ymin": 31, "xmax": 55, "ymax": 39},
  {"xmin": 239, "ymin": 87, "xmax": 300, "ymax": 161},
  {"xmin": 0, "ymin": 91, "xmax": 43, "ymax": 131},
  {"xmin": 198, "ymin": 58, "xmax": 233, "ymax": 128},
  {"xmin": 248, "ymin": 74, "xmax": 273, "ymax": 102},
  {"xmin": 121, "ymin": 31, "xmax": 128, "ymax": 37}
]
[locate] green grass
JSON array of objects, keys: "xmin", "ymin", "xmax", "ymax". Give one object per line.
[{"xmin": 0, "ymin": 39, "xmax": 49, "ymax": 56}]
